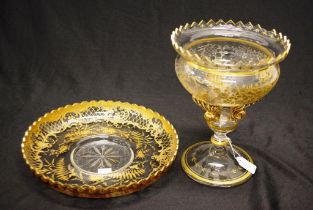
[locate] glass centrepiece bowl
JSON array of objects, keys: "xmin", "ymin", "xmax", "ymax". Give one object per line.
[{"xmin": 171, "ymin": 19, "xmax": 290, "ymax": 187}]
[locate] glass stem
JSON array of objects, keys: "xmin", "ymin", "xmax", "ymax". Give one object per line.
[{"xmin": 210, "ymin": 107, "xmax": 232, "ymax": 147}]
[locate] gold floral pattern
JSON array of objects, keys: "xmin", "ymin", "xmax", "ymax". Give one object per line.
[{"xmin": 21, "ymin": 101, "xmax": 178, "ymax": 198}]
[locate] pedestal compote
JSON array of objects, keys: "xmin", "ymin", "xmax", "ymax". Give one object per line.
[{"xmin": 171, "ymin": 20, "xmax": 290, "ymax": 187}]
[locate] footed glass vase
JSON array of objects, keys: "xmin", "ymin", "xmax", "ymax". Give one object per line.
[{"xmin": 171, "ymin": 19, "xmax": 290, "ymax": 187}]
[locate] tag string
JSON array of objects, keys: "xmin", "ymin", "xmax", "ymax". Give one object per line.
[
  {"xmin": 225, "ymin": 138, "xmax": 257, "ymax": 174},
  {"xmin": 225, "ymin": 138, "xmax": 241, "ymax": 158}
]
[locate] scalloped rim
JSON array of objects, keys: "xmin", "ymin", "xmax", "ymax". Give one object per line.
[
  {"xmin": 21, "ymin": 100, "xmax": 179, "ymax": 198},
  {"xmin": 171, "ymin": 19, "xmax": 291, "ymax": 73}
]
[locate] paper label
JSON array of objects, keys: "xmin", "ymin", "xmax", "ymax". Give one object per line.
[
  {"xmin": 97, "ymin": 168, "xmax": 112, "ymax": 174},
  {"xmin": 235, "ymin": 156, "xmax": 257, "ymax": 174}
]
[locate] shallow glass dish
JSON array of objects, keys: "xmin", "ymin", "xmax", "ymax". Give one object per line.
[{"xmin": 21, "ymin": 100, "xmax": 178, "ymax": 198}]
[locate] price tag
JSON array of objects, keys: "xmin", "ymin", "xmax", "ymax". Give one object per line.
[
  {"xmin": 235, "ymin": 156, "xmax": 257, "ymax": 174},
  {"xmin": 97, "ymin": 168, "xmax": 112, "ymax": 174}
]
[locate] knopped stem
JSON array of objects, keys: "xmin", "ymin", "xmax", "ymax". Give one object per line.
[
  {"xmin": 204, "ymin": 106, "xmax": 246, "ymax": 147},
  {"xmin": 192, "ymin": 96, "xmax": 247, "ymax": 147}
]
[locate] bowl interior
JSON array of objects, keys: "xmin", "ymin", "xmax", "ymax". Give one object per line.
[{"xmin": 171, "ymin": 20, "xmax": 290, "ymax": 71}]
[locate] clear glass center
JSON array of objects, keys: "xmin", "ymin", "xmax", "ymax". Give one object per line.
[{"xmin": 70, "ymin": 135, "xmax": 134, "ymax": 175}]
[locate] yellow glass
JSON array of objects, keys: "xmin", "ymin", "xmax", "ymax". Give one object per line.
[{"xmin": 171, "ymin": 19, "xmax": 290, "ymax": 187}]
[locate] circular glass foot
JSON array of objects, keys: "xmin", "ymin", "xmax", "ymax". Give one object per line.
[
  {"xmin": 70, "ymin": 135, "xmax": 134, "ymax": 176},
  {"xmin": 181, "ymin": 141, "xmax": 253, "ymax": 187}
]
